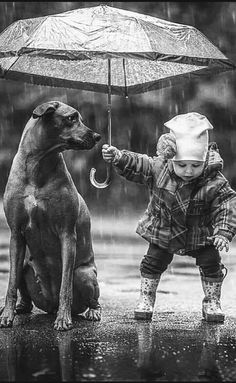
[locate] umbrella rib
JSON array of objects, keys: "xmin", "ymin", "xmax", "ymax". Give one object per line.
[
  {"xmin": 18, "ymin": 16, "xmax": 51, "ymax": 54},
  {"xmin": 134, "ymin": 17, "xmax": 153, "ymax": 52},
  {"xmin": 3, "ymin": 56, "xmax": 20, "ymax": 75}
]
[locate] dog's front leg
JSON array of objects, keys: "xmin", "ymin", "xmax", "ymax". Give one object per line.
[
  {"xmin": 54, "ymin": 232, "xmax": 76, "ymax": 331},
  {"xmin": 0, "ymin": 232, "xmax": 26, "ymax": 327}
]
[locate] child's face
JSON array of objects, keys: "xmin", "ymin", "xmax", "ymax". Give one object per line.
[{"xmin": 172, "ymin": 160, "xmax": 205, "ymax": 181}]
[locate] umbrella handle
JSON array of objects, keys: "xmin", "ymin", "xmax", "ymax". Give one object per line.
[
  {"xmin": 90, "ymin": 162, "xmax": 112, "ymax": 188},
  {"xmin": 90, "ymin": 58, "xmax": 112, "ymax": 189}
]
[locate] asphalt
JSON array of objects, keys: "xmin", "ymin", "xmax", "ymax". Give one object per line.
[{"xmin": 0, "ymin": 210, "xmax": 236, "ymax": 381}]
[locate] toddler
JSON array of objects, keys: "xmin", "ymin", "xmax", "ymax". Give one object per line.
[{"xmin": 102, "ymin": 112, "xmax": 236, "ymax": 322}]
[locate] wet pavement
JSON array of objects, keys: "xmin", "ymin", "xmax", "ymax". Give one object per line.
[{"xmin": 0, "ymin": 211, "xmax": 236, "ymax": 381}]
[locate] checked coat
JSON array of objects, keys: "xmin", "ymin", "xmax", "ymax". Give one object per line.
[{"xmin": 114, "ymin": 143, "xmax": 236, "ymax": 254}]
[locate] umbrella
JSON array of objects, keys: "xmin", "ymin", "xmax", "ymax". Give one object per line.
[{"xmin": 0, "ymin": 4, "xmax": 235, "ymax": 188}]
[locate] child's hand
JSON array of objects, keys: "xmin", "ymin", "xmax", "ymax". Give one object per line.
[
  {"xmin": 206, "ymin": 235, "xmax": 230, "ymax": 252},
  {"xmin": 102, "ymin": 144, "xmax": 121, "ymax": 164}
]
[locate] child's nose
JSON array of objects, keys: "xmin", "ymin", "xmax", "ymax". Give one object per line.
[{"xmin": 185, "ymin": 167, "xmax": 193, "ymax": 175}]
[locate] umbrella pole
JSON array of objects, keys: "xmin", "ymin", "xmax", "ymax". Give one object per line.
[
  {"xmin": 90, "ymin": 58, "xmax": 112, "ymax": 188},
  {"xmin": 108, "ymin": 58, "xmax": 112, "ymax": 146}
]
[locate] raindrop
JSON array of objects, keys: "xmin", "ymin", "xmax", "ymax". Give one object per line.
[{"xmin": 232, "ymin": 11, "xmax": 236, "ymax": 23}]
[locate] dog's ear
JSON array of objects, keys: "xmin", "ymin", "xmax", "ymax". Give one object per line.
[{"xmin": 32, "ymin": 101, "xmax": 60, "ymax": 119}]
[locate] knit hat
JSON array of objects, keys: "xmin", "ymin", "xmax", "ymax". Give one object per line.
[{"xmin": 164, "ymin": 112, "xmax": 213, "ymax": 161}]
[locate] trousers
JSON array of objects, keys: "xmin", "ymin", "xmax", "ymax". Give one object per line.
[{"xmin": 140, "ymin": 243, "xmax": 224, "ymax": 278}]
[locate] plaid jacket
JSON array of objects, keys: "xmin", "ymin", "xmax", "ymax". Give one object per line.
[{"xmin": 114, "ymin": 143, "xmax": 236, "ymax": 253}]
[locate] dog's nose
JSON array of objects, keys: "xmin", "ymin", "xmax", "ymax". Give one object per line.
[{"xmin": 94, "ymin": 133, "xmax": 101, "ymax": 142}]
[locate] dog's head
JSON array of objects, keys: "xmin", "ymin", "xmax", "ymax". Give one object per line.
[{"xmin": 32, "ymin": 101, "xmax": 101, "ymax": 151}]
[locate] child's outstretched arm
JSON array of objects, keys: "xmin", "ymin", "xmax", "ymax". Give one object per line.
[
  {"xmin": 102, "ymin": 134, "xmax": 176, "ymax": 186},
  {"xmin": 102, "ymin": 144, "xmax": 153, "ymax": 185}
]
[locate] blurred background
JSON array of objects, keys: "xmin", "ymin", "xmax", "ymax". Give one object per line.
[{"xmin": 1, "ymin": 1, "xmax": 236, "ymax": 219}]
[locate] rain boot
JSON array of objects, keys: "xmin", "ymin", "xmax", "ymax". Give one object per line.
[
  {"xmin": 200, "ymin": 267, "xmax": 227, "ymax": 323},
  {"xmin": 134, "ymin": 274, "xmax": 161, "ymax": 320}
]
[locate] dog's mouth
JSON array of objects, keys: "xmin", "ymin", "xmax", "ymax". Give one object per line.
[
  {"xmin": 65, "ymin": 138, "xmax": 96, "ymax": 151},
  {"xmin": 65, "ymin": 134, "xmax": 101, "ymax": 151}
]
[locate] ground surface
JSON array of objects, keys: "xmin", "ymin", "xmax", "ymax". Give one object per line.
[{"xmin": 0, "ymin": 204, "xmax": 236, "ymax": 381}]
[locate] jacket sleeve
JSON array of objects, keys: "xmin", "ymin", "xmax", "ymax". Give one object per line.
[
  {"xmin": 210, "ymin": 178, "xmax": 236, "ymax": 241},
  {"xmin": 113, "ymin": 150, "xmax": 154, "ymax": 186}
]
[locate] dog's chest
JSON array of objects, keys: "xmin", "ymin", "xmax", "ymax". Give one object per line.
[
  {"xmin": 23, "ymin": 193, "xmax": 51, "ymax": 230},
  {"xmin": 24, "ymin": 194, "xmax": 38, "ymax": 212}
]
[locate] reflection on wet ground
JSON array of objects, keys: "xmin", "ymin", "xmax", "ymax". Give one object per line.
[
  {"xmin": 0, "ymin": 215, "xmax": 236, "ymax": 381},
  {"xmin": 0, "ymin": 313, "xmax": 236, "ymax": 381}
]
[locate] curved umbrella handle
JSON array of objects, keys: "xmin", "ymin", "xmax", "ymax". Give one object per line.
[{"xmin": 90, "ymin": 162, "xmax": 112, "ymax": 188}]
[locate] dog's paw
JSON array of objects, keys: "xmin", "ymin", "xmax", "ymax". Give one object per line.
[
  {"xmin": 83, "ymin": 307, "xmax": 102, "ymax": 321},
  {"xmin": 54, "ymin": 312, "xmax": 73, "ymax": 331},
  {"xmin": 0, "ymin": 307, "xmax": 15, "ymax": 328}
]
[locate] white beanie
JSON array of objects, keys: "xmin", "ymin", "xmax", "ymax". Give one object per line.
[{"xmin": 164, "ymin": 112, "xmax": 214, "ymax": 161}]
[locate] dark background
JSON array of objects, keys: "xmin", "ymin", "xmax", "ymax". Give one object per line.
[{"xmin": 1, "ymin": 1, "xmax": 236, "ymax": 217}]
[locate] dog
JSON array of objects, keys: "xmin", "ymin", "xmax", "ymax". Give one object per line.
[{"xmin": 0, "ymin": 101, "xmax": 102, "ymax": 331}]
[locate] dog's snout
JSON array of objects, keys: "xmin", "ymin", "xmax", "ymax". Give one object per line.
[{"xmin": 94, "ymin": 133, "xmax": 101, "ymax": 142}]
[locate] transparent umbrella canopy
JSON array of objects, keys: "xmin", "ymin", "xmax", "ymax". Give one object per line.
[{"xmin": 0, "ymin": 4, "xmax": 235, "ymax": 187}]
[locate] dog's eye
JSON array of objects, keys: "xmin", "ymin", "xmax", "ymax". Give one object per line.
[{"xmin": 67, "ymin": 115, "xmax": 77, "ymax": 123}]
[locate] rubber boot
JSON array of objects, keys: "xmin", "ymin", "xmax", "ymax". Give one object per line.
[
  {"xmin": 200, "ymin": 267, "xmax": 227, "ymax": 323},
  {"xmin": 134, "ymin": 274, "xmax": 161, "ymax": 320}
]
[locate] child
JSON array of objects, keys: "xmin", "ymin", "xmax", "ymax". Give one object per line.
[{"xmin": 102, "ymin": 112, "xmax": 236, "ymax": 322}]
